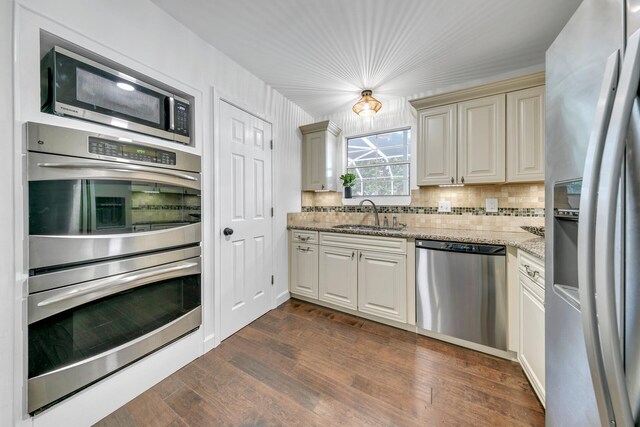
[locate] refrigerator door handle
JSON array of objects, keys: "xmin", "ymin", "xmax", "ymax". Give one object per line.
[
  {"xmin": 577, "ymin": 50, "xmax": 619, "ymax": 427},
  {"xmin": 595, "ymin": 29, "xmax": 640, "ymax": 427}
]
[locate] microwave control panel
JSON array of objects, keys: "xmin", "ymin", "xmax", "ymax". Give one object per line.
[
  {"xmin": 173, "ymin": 101, "xmax": 190, "ymax": 137},
  {"xmin": 88, "ymin": 137, "xmax": 177, "ymax": 165}
]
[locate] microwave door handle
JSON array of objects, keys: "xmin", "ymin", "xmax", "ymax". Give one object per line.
[
  {"xmin": 169, "ymin": 97, "xmax": 175, "ymax": 131},
  {"xmin": 595, "ymin": 29, "xmax": 640, "ymax": 427},
  {"xmin": 37, "ymin": 162, "xmax": 198, "ymax": 182},
  {"xmin": 577, "ymin": 50, "xmax": 619, "ymax": 426},
  {"xmin": 29, "ymin": 261, "xmax": 200, "ymax": 324}
]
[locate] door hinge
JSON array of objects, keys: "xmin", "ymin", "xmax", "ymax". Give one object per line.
[
  {"xmin": 271, "ymin": 275, "xmax": 274, "ymax": 285},
  {"xmin": 270, "ymin": 140, "xmax": 273, "ymax": 150},
  {"xmin": 271, "ymin": 207, "xmax": 274, "ymax": 217}
]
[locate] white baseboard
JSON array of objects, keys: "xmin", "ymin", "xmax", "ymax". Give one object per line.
[
  {"xmin": 203, "ymin": 333, "xmax": 216, "ymax": 353},
  {"xmin": 275, "ymin": 290, "xmax": 290, "ymax": 307}
]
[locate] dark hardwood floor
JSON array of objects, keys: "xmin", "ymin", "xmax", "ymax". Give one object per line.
[{"xmin": 95, "ymin": 299, "xmax": 545, "ymax": 426}]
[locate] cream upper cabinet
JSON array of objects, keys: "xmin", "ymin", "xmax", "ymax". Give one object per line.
[
  {"xmin": 300, "ymin": 120, "xmax": 341, "ymax": 191},
  {"xmin": 507, "ymin": 86, "xmax": 545, "ymax": 182},
  {"xmin": 416, "ymin": 104, "xmax": 457, "ymax": 185},
  {"xmin": 410, "ymin": 72, "xmax": 545, "ymax": 186},
  {"xmin": 457, "ymin": 94, "xmax": 506, "ymax": 184},
  {"xmin": 318, "ymin": 245, "xmax": 358, "ymax": 310},
  {"xmin": 357, "ymin": 250, "xmax": 407, "ymax": 322}
]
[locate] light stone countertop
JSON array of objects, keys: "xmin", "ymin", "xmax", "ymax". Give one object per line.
[{"xmin": 288, "ymin": 222, "xmax": 545, "ymax": 260}]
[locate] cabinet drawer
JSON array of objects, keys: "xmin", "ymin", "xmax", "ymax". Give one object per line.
[
  {"xmin": 291, "ymin": 229, "xmax": 319, "ymax": 245},
  {"xmin": 320, "ymin": 232, "xmax": 406, "ymax": 254},
  {"xmin": 518, "ymin": 249, "xmax": 545, "ymax": 287},
  {"xmin": 520, "ymin": 273, "xmax": 544, "ymax": 304}
]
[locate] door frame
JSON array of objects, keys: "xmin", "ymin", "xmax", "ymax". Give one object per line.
[{"xmin": 211, "ymin": 88, "xmax": 276, "ymax": 348}]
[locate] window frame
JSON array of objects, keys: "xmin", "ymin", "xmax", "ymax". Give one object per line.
[{"xmin": 342, "ymin": 126, "xmax": 413, "ymax": 206}]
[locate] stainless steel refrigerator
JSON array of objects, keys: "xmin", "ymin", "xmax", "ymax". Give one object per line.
[{"xmin": 546, "ymin": 0, "xmax": 640, "ymax": 425}]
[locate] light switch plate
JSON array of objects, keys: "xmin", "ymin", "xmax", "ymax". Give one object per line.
[
  {"xmin": 438, "ymin": 200, "xmax": 452, "ymax": 213},
  {"xmin": 486, "ymin": 198, "xmax": 498, "ymax": 213}
]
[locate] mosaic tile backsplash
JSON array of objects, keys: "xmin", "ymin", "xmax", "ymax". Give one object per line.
[{"xmin": 296, "ymin": 183, "xmax": 545, "ymax": 232}]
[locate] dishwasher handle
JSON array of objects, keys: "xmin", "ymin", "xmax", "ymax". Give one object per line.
[{"xmin": 415, "ymin": 239, "xmax": 506, "ymax": 255}]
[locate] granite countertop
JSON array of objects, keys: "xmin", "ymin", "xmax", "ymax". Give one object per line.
[{"xmin": 288, "ymin": 222, "xmax": 545, "ymax": 260}]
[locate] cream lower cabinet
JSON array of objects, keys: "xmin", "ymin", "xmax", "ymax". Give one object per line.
[
  {"xmin": 318, "ymin": 245, "xmax": 358, "ymax": 310},
  {"xmin": 358, "ymin": 250, "xmax": 406, "ymax": 322},
  {"xmin": 290, "ymin": 231, "xmax": 408, "ymax": 324},
  {"xmin": 518, "ymin": 250, "xmax": 545, "ymax": 406},
  {"xmin": 290, "ymin": 244, "xmax": 319, "ymax": 298}
]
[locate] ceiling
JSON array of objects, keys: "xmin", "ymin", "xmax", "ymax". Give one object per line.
[{"xmin": 152, "ymin": 0, "xmax": 581, "ymax": 118}]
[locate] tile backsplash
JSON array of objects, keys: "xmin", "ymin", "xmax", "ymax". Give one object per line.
[
  {"xmin": 297, "ymin": 183, "xmax": 545, "ymax": 232},
  {"xmin": 303, "ymin": 183, "xmax": 544, "ymax": 210}
]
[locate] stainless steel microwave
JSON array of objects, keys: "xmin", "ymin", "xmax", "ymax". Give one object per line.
[{"xmin": 41, "ymin": 46, "xmax": 192, "ymax": 144}]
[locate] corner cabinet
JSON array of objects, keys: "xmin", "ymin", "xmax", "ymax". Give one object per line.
[
  {"xmin": 300, "ymin": 120, "xmax": 341, "ymax": 191},
  {"xmin": 410, "ymin": 72, "xmax": 545, "ymax": 186},
  {"xmin": 518, "ymin": 249, "xmax": 545, "ymax": 406},
  {"xmin": 507, "ymin": 86, "xmax": 545, "ymax": 182}
]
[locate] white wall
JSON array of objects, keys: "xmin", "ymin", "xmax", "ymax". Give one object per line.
[
  {"xmin": 1, "ymin": 1, "xmax": 16, "ymax": 426},
  {"xmin": 6, "ymin": 0, "xmax": 311, "ymax": 425}
]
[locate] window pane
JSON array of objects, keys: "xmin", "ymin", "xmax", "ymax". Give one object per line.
[
  {"xmin": 348, "ymin": 164, "xmax": 409, "ymax": 196},
  {"xmin": 347, "ymin": 129, "xmax": 411, "ymax": 167},
  {"xmin": 346, "ymin": 128, "xmax": 411, "ymax": 197}
]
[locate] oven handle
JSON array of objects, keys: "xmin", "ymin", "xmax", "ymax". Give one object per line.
[
  {"xmin": 37, "ymin": 162, "xmax": 198, "ymax": 182},
  {"xmin": 28, "ymin": 260, "xmax": 200, "ymax": 324}
]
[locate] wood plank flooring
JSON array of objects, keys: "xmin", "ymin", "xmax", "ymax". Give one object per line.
[{"xmin": 95, "ymin": 299, "xmax": 544, "ymax": 426}]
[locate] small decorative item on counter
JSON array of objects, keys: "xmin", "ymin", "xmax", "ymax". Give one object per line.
[{"xmin": 339, "ymin": 173, "xmax": 356, "ymax": 198}]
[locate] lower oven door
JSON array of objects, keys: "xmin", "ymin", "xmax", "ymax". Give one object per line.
[{"xmin": 27, "ymin": 254, "xmax": 201, "ymax": 413}]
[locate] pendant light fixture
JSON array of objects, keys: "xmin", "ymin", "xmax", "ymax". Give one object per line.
[{"xmin": 352, "ymin": 90, "xmax": 382, "ymax": 117}]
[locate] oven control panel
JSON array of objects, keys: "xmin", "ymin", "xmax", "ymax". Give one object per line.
[{"xmin": 88, "ymin": 137, "xmax": 177, "ymax": 165}]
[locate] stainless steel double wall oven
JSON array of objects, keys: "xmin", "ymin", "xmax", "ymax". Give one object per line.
[{"xmin": 26, "ymin": 122, "xmax": 202, "ymax": 413}]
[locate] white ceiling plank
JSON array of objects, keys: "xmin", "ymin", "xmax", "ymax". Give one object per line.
[{"xmin": 152, "ymin": 0, "xmax": 581, "ymax": 117}]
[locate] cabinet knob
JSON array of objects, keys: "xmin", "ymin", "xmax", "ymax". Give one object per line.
[
  {"xmin": 351, "ymin": 251, "xmax": 355, "ymax": 260},
  {"xmin": 451, "ymin": 177, "xmax": 454, "ymax": 184},
  {"xmin": 223, "ymin": 227, "xmax": 234, "ymax": 236},
  {"xmin": 461, "ymin": 176, "xmax": 465, "ymax": 184}
]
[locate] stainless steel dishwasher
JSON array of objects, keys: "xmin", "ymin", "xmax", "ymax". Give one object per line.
[{"xmin": 416, "ymin": 240, "xmax": 507, "ymax": 351}]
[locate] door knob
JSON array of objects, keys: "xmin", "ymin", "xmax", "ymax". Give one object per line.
[{"xmin": 223, "ymin": 227, "xmax": 234, "ymax": 236}]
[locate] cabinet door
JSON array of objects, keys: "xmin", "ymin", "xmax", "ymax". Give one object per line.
[
  {"xmin": 301, "ymin": 131, "xmax": 337, "ymax": 191},
  {"xmin": 458, "ymin": 94, "xmax": 506, "ymax": 184},
  {"xmin": 290, "ymin": 244, "xmax": 318, "ymax": 298},
  {"xmin": 318, "ymin": 245, "xmax": 358, "ymax": 310},
  {"xmin": 357, "ymin": 250, "xmax": 406, "ymax": 322},
  {"xmin": 416, "ymin": 105, "xmax": 457, "ymax": 185},
  {"xmin": 519, "ymin": 276, "xmax": 545, "ymax": 406},
  {"xmin": 507, "ymin": 86, "xmax": 545, "ymax": 182}
]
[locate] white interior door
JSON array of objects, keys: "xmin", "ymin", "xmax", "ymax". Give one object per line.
[{"xmin": 219, "ymin": 101, "xmax": 272, "ymax": 340}]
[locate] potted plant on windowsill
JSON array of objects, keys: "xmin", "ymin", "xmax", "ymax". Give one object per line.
[{"xmin": 339, "ymin": 173, "xmax": 356, "ymax": 199}]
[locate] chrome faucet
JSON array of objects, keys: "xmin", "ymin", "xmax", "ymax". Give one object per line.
[{"xmin": 359, "ymin": 199, "xmax": 380, "ymax": 226}]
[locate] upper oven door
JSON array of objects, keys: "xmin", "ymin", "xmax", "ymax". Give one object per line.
[{"xmin": 28, "ymin": 152, "xmax": 201, "ymax": 270}]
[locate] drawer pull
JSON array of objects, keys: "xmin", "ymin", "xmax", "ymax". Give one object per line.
[
  {"xmin": 297, "ymin": 235, "xmax": 310, "ymax": 242},
  {"xmin": 296, "ymin": 246, "xmax": 312, "ymax": 253},
  {"xmin": 524, "ymin": 264, "xmax": 541, "ymax": 279}
]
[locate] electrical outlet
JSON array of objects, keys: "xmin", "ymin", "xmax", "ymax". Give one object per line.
[
  {"xmin": 486, "ymin": 198, "xmax": 498, "ymax": 213},
  {"xmin": 438, "ymin": 200, "xmax": 452, "ymax": 213}
]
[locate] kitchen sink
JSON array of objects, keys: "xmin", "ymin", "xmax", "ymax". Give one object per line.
[{"xmin": 332, "ymin": 224, "xmax": 406, "ymax": 231}]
